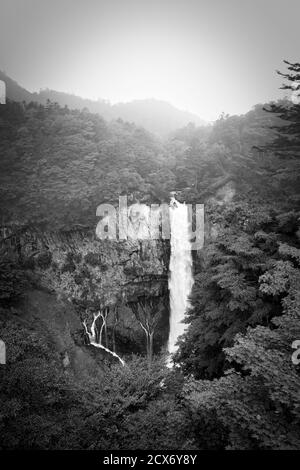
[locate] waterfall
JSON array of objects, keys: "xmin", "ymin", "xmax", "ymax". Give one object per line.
[
  {"xmin": 167, "ymin": 196, "xmax": 194, "ymax": 359},
  {"xmin": 83, "ymin": 312, "xmax": 125, "ymax": 367}
]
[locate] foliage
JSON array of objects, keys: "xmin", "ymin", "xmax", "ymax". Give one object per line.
[
  {"xmin": 183, "ymin": 263, "xmax": 300, "ymax": 449},
  {"xmin": 175, "ymin": 203, "xmax": 299, "ymax": 378},
  {"xmin": 0, "ymin": 319, "xmax": 194, "ymax": 450},
  {"xmin": 36, "ymin": 251, "xmax": 52, "ymax": 269},
  {"xmin": 0, "ymin": 254, "xmax": 29, "ymax": 303},
  {"xmin": 0, "ymin": 101, "xmax": 164, "ymax": 230}
]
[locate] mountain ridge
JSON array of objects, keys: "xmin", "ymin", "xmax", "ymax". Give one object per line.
[{"xmin": 0, "ymin": 70, "xmax": 206, "ymax": 135}]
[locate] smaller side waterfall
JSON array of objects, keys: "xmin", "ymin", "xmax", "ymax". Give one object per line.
[
  {"xmin": 83, "ymin": 312, "xmax": 125, "ymax": 366},
  {"xmin": 167, "ymin": 197, "xmax": 194, "ymax": 358}
]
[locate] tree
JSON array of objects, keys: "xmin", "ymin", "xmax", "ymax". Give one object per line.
[
  {"xmin": 129, "ymin": 296, "xmax": 164, "ymax": 367},
  {"xmin": 264, "ymin": 61, "xmax": 300, "ymax": 157},
  {"xmin": 175, "ymin": 202, "xmax": 299, "ymax": 379},
  {"xmin": 183, "ymin": 256, "xmax": 300, "ymax": 449},
  {"xmin": 260, "ymin": 61, "xmax": 300, "ymax": 193}
]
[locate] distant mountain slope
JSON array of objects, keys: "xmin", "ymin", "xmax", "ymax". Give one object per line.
[
  {"xmin": 0, "ymin": 71, "xmax": 206, "ymax": 135},
  {"xmin": 35, "ymin": 88, "xmax": 114, "ymax": 119},
  {"xmin": 111, "ymin": 99, "xmax": 205, "ymax": 135},
  {"xmin": 0, "ymin": 70, "xmax": 33, "ymax": 102}
]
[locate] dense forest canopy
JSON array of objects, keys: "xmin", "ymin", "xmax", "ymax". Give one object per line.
[{"xmin": 0, "ymin": 91, "xmax": 296, "ymax": 229}]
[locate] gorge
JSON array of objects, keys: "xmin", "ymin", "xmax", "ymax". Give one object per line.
[{"xmin": 0, "ymin": 194, "xmax": 197, "ymax": 369}]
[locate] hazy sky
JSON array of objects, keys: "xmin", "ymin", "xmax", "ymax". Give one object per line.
[{"xmin": 0, "ymin": 0, "xmax": 299, "ymax": 120}]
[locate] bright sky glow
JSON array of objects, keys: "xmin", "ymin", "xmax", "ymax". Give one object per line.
[{"xmin": 0, "ymin": 0, "xmax": 299, "ymax": 120}]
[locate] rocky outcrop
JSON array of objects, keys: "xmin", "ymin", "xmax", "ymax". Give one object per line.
[{"xmin": 1, "ymin": 227, "xmax": 170, "ymax": 357}]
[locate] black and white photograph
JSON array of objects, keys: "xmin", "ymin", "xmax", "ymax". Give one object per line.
[{"xmin": 0, "ymin": 0, "xmax": 300, "ymax": 456}]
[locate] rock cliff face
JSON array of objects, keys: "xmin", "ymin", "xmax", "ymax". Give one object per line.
[{"xmin": 2, "ymin": 227, "xmax": 170, "ymax": 358}]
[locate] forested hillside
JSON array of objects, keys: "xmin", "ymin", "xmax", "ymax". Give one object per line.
[
  {"xmin": 0, "ymin": 96, "xmax": 294, "ymax": 229},
  {"xmin": 0, "ymin": 100, "xmax": 166, "ymax": 229},
  {"xmin": 175, "ymin": 62, "xmax": 300, "ymax": 449},
  {"xmin": 0, "ymin": 70, "xmax": 205, "ymax": 136},
  {"xmin": 0, "ymin": 61, "xmax": 299, "ymax": 450}
]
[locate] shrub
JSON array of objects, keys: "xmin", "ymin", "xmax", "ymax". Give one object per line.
[
  {"xmin": 36, "ymin": 251, "xmax": 52, "ymax": 269},
  {"xmin": 84, "ymin": 252, "xmax": 101, "ymax": 267}
]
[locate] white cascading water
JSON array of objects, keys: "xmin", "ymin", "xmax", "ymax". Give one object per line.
[{"xmin": 167, "ymin": 196, "xmax": 194, "ymax": 359}]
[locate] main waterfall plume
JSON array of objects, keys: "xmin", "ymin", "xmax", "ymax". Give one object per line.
[{"xmin": 167, "ymin": 196, "xmax": 194, "ymax": 358}]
